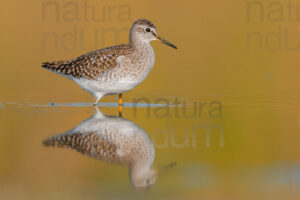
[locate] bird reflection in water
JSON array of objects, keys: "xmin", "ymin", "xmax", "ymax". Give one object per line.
[{"xmin": 43, "ymin": 108, "xmax": 175, "ymax": 190}]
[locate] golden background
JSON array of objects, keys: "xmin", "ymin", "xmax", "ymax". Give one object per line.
[
  {"xmin": 1, "ymin": 0, "xmax": 300, "ymax": 199},
  {"xmin": 2, "ymin": 0, "xmax": 298, "ymax": 103}
]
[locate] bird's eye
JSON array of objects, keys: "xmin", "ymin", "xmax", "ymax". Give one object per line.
[{"xmin": 146, "ymin": 28, "xmax": 151, "ymax": 32}]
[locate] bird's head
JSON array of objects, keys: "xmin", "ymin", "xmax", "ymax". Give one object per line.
[{"xmin": 130, "ymin": 19, "xmax": 177, "ymax": 49}]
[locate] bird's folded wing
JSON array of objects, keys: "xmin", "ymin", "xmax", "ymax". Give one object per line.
[
  {"xmin": 43, "ymin": 131, "xmax": 120, "ymax": 162},
  {"xmin": 42, "ymin": 44, "xmax": 131, "ymax": 80}
]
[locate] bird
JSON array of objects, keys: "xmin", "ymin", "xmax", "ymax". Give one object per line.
[
  {"xmin": 43, "ymin": 108, "xmax": 176, "ymax": 190},
  {"xmin": 42, "ymin": 19, "xmax": 177, "ymax": 107}
]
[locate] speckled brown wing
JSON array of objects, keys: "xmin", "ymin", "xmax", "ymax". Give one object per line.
[
  {"xmin": 42, "ymin": 44, "xmax": 132, "ymax": 80},
  {"xmin": 43, "ymin": 132, "xmax": 120, "ymax": 163}
]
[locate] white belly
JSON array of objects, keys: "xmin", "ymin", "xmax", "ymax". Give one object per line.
[{"xmin": 73, "ymin": 77, "xmax": 141, "ymax": 96}]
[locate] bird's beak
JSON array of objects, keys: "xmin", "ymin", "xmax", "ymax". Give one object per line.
[{"xmin": 154, "ymin": 33, "xmax": 177, "ymax": 49}]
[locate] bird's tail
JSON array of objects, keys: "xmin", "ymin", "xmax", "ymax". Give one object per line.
[
  {"xmin": 42, "ymin": 61, "xmax": 58, "ymax": 71},
  {"xmin": 42, "ymin": 134, "xmax": 74, "ymax": 148},
  {"xmin": 41, "ymin": 61, "xmax": 70, "ymax": 74}
]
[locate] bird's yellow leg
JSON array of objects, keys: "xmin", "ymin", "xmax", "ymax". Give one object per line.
[
  {"xmin": 118, "ymin": 94, "xmax": 123, "ymax": 117},
  {"xmin": 119, "ymin": 94, "xmax": 123, "ymax": 105}
]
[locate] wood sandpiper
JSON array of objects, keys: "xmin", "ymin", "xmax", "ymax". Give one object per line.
[
  {"xmin": 43, "ymin": 108, "xmax": 176, "ymax": 190},
  {"xmin": 42, "ymin": 19, "xmax": 177, "ymax": 108}
]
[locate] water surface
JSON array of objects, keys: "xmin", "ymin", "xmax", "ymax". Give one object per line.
[{"xmin": 1, "ymin": 98, "xmax": 299, "ymax": 199}]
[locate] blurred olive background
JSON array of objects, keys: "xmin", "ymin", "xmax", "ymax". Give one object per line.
[{"xmin": 1, "ymin": 0, "xmax": 300, "ymax": 199}]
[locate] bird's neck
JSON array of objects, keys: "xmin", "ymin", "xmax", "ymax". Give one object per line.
[{"xmin": 129, "ymin": 34, "xmax": 152, "ymax": 52}]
